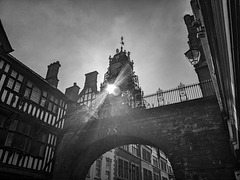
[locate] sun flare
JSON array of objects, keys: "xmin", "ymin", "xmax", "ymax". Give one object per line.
[{"xmin": 106, "ymin": 84, "xmax": 117, "ymax": 94}]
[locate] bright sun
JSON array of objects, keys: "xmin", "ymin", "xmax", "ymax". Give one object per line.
[{"xmin": 106, "ymin": 84, "xmax": 117, "ymax": 94}]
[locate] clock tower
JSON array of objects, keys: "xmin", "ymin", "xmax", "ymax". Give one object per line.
[{"xmin": 99, "ymin": 37, "xmax": 143, "ymax": 117}]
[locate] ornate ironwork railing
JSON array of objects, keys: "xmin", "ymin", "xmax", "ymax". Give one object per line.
[{"xmin": 142, "ymin": 79, "xmax": 215, "ymax": 109}]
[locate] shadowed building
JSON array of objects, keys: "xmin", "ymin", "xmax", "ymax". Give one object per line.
[
  {"xmin": 0, "ymin": 19, "xmax": 69, "ymax": 179},
  {"xmin": 184, "ymin": 0, "xmax": 240, "ymax": 178}
]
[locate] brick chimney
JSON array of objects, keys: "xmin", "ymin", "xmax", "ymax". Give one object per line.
[
  {"xmin": 46, "ymin": 61, "xmax": 61, "ymax": 88},
  {"xmin": 84, "ymin": 71, "xmax": 98, "ymax": 92},
  {"xmin": 65, "ymin": 82, "xmax": 80, "ymax": 102}
]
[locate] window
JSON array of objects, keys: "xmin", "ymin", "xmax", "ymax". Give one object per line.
[
  {"xmin": 124, "ymin": 160, "xmax": 129, "ymax": 179},
  {"xmin": 122, "ymin": 145, "xmax": 129, "ymax": 151},
  {"xmin": 142, "ymin": 148, "xmax": 151, "ymax": 163},
  {"xmin": 30, "ymin": 87, "xmax": 41, "ymax": 104},
  {"xmin": 30, "ymin": 130, "xmax": 47, "ymax": 157},
  {"xmin": 24, "ymin": 81, "xmax": 32, "ymax": 98},
  {"xmin": 105, "ymin": 170, "xmax": 111, "ymax": 180},
  {"xmin": 95, "ymin": 158, "xmax": 102, "ymax": 177},
  {"xmin": 48, "ymin": 95, "xmax": 59, "ymax": 113},
  {"xmin": 7, "ymin": 78, "xmax": 14, "ymax": 89},
  {"xmin": 132, "ymin": 144, "xmax": 140, "ymax": 157},
  {"xmin": 29, "ymin": 140, "xmax": 45, "ymax": 157},
  {"xmin": 0, "ymin": 115, "xmax": 5, "ymax": 127},
  {"xmin": 0, "ymin": 74, "xmax": 6, "ymax": 92},
  {"xmin": 118, "ymin": 158, "xmax": 124, "ymax": 178},
  {"xmin": 40, "ymin": 91, "xmax": 47, "ymax": 107},
  {"xmin": 118, "ymin": 158, "xmax": 129, "ymax": 179},
  {"xmin": 4, "ymin": 64, "xmax": 10, "ymax": 73},
  {"xmin": 167, "ymin": 165, "xmax": 173, "ymax": 174},
  {"xmin": 143, "ymin": 168, "xmax": 152, "ymax": 180},
  {"xmin": 105, "ymin": 157, "xmax": 112, "ymax": 180},
  {"xmin": 154, "ymin": 173, "xmax": 159, "ymax": 180},
  {"xmin": 4, "ymin": 120, "xmax": 31, "ymax": 152},
  {"xmin": 6, "ymin": 70, "xmax": 23, "ymax": 93},
  {"xmin": 131, "ymin": 163, "xmax": 140, "ymax": 180},
  {"xmin": 48, "ymin": 101, "xmax": 53, "ymax": 111},
  {"xmin": 106, "ymin": 158, "xmax": 111, "ymax": 170},
  {"xmin": 0, "ymin": 115, "xmax": 6, "ymax": 144},
  {"xmin": 160, "ymin": 160, "xmax": 167, "ymax": 172},
  {"xmin": 11, "ymin": 70, "xmax": 17, "ymax": 78},
  {"xmin": 153, "ymin": 156, "xmax": 158, "ymax": 167},
  {"xmin": 3, "ymin": 119, "xmax": 47, "ymax": 157},
  {"xmin": 24, "ymin": 82, "xmax": 42, "ymax": 104},
  {"xmin": 0, "ymin": 59, "xmax": 4, "ymax": 69}
]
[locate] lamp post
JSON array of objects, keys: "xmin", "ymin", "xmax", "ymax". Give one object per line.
[{"xmin": 184, "ymin": 48, "xmax": 201, "ymax": 65}]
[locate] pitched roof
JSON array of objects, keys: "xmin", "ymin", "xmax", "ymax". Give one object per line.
[{"xmin": 0, "ymin": 19, "xmax": 14, "ymax": 53}]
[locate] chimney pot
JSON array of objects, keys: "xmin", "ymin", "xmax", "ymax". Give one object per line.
[{"xmin": 46, "ymin": 61, "xmax": 61, "ymax": 88}]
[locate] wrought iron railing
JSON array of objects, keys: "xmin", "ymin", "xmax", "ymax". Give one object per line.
[{"xmin": 142, "ymin": 79, "xmax": 215, "ymax": 109}]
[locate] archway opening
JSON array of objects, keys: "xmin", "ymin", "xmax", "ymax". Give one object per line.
[{"xmin": 86, "ymin": 143, "xmax": 175, "ymax": 180}]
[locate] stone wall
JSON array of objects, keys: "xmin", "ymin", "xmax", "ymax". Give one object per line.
[{"xmin": 53, "ymin": 96, "xmax": 236, "ymax": 180}]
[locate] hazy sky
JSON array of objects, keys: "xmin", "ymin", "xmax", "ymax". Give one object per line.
[{"xmin": 0, "ymin": 0, "xmax": 196, "ymax": 95}]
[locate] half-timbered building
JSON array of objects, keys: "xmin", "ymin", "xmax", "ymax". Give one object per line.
[{"xmin": 0, "ymin": 20, "xmax": 69, "ymax": 179}]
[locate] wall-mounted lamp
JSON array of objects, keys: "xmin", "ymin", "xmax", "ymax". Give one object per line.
[{"xmin": 184, "ymin": 48, "xmax": 201, "ymax": 65}]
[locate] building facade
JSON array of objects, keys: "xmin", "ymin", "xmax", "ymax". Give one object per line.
[
  {"xmin": 85, "ymin": 144, "xmax": 174, "ymax": 180},
  {"xmin": 0, "ymin": 20, "xmax": 69, "ymax": 179},
  {"xmin": 184, "ymin": 0, "xmax": 240, "ymax": 177},
  {"xmin": 86, "ymin": 149, "xmax": 115, "ymax": 180}
]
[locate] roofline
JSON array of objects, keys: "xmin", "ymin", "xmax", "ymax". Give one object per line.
[
  {"xmin": 0, "ymin": 19, "xmax": 14, "ymax": 53},
  {"xmin": 3, "ymin": 53, "xmax": 70, "ymax": 101}
]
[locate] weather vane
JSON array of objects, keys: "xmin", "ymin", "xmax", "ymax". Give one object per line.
[{"xmin": 120, "ymin": 36, "xmax": 124, "ymax": 51}]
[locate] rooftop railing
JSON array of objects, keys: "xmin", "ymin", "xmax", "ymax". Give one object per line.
[{"xmin": 142, "ymin": 79, "xmax": 215, "ymax": 109}]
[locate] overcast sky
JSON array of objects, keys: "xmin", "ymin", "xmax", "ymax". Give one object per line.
[{"xmin": 0, "ymin": 0, "xmax": 196, "ymax": 95}]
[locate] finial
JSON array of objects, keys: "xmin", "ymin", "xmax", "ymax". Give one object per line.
[{"xmin": 120, "ymin": 36, "xmax": 124, "ymax": 49}]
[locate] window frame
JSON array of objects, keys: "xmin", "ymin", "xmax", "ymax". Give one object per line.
[
  {"xmin": 117, "ymin": 157, "xmax": 129, "ymax": 179},
  {"xmin": 6, "ymin": 69, "xmax": 24, "ymax": 93}
]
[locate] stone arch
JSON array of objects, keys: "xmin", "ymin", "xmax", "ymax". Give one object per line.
[
  {"xmin": 53, "ymin": 97, "xmax": 236, "ymax": 180},
  {"xmin": 54, "ymin": 133, "xmax": 171, "ymax": 179}
]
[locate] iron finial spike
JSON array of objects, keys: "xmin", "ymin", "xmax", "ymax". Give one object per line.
[{"xmin": 120, "ymin": 36, "xmax": 124, "ymax": 47}]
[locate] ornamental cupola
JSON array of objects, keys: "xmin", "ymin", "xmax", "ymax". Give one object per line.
[{"xmin": 100, "ymin": 37, "xmax": 143, "ymax": 109}]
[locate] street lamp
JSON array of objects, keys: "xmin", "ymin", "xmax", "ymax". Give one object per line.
[{"xmin": 184, "ymin": 48, "xmax": 201, "ymax": 65}]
